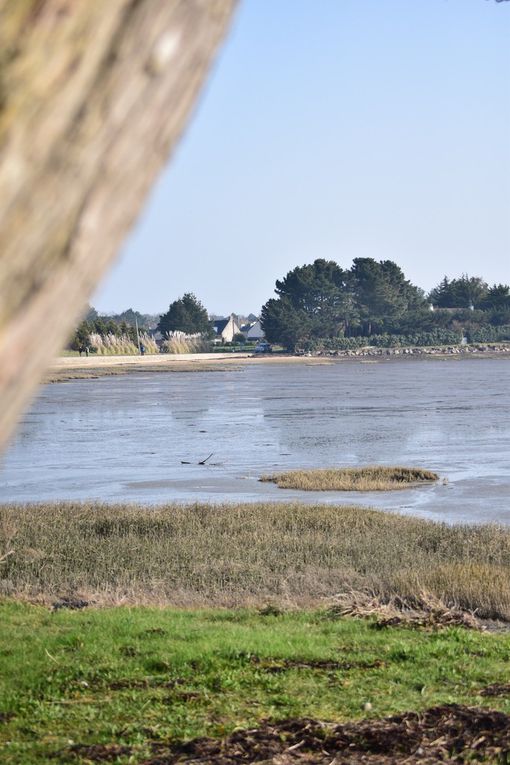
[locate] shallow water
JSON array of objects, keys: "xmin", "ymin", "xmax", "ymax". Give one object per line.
[{"xmin": 1, "ymin": 358, "xmax": 509, "ymax": 524}]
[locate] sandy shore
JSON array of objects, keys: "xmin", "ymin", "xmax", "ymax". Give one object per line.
[
  {"xmin": 47, "ymin": 347, "xmax": 510, "ymax": 382},
  {"xmin": 53, "ymin": 351, "xmax": 254, "ymax": 368},
  {"xmin": 47, "ymin": 352, "xmax": 334, "ymax": 381}
]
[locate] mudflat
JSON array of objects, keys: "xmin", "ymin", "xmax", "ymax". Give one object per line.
[
  {"xmin": 46, "ymin": 352, "xmax": 336, "ymax": 381},
  {"xmin": 48, "ymin": 346, "xmax": 510, "ymax": 382},
  {"xmin": 4, "ymin": 357, "xmax": 509, "ymax": 521}
]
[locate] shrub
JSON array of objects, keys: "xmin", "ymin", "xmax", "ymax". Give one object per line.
[
  {"xmin": 314, "ymin": 330, "xmax": 463, "ymax": 352},
  {"xmin": 466, "ymin": 326, "xmax": 510, "ymax": 343},
  {"xmin": 162, "ymin": 331, "xmax": 211, "ymax": 354},
  {"xmin": 88, "ymin": 332, "xmax": 158, "ymax": 355}
]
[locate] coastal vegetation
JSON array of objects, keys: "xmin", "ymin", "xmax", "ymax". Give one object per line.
[
  {"xmin": 261, "ymin": 259, "xmax": 510, "ymax": 351},
  {"xmin": 66, "ymin": 263, "xmax": 510, "ymax": 356},
  {"xmin": 2, "ymin": 601, "xmax": 510, "ymax": 764},
  {"xmin": 161, "ymin": 331, "xmax": 212, "ymax": 354},
  {"xmin": 260, "ymin": 466, "xmax": 439, "ymax": 491},
  {"xmin": 88, "ymin": 332, "xmax": 158, "ymax": 356},
  {"xmin": 68, "ymin": 307, "xmax": 159, "ymax": 355},
  {"xmin": 157, "ymin": 293, "xmax": 212, "ymax": 337},
  {"xmin": 2, "ymin": 502, "xmax": 510, "ymax": 620}
]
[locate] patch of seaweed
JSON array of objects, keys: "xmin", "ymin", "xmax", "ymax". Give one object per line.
[{"xmin": 138, "ymin": 704, "xmax": 510, "ymax": 764}]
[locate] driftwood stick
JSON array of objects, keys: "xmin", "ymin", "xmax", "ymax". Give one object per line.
[{"xmin": 0, "ymin": 0, "xmax": 237, "ymax": 451}]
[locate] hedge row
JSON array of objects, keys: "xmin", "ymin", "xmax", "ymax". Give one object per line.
[
  {"xmin": 466, "ymin": 326, "xmax": 510, "ymax": 343},
  {"xmin": 306, "ymin": 330, "xmax": 463, "ymax": 351}
]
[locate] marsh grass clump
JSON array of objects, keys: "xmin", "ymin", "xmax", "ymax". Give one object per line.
[
  {"xmin": 162, "ymin": 331, "xmax": 211, "ymax": 354},
  {"xmin": 2, "ymin": 502, "xmax": 510, "ymax": 620},
  {"xmin": 89, "ymin": 332, "xmax": 158, "ymax": 355},
  {"xmin": 260, "ymin": 466, "xmax": 439, "ymax": 491}
]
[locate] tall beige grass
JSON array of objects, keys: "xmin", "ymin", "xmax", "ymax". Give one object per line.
[
  {"xmin": 89, "ymin": 332, "xmax": 158, "ymax": 355},
  {"xmin": 162, "ymin": 332, "xmax": 211, "ymax": 354},
  {"xmin": 261, "ymin": 466, "xmax": 439, "ymax": 491},
  {"xmin": 138, "ymin": 333, "xmax": 159, "ymax": 354},
  {"xmin": 1, "ymin": 502, "xmax": 510, "ymax": 619}
]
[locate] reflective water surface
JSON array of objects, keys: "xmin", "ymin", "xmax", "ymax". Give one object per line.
[{"xmin": 1, "ymin": 359, "xmax": 509, "ymax": 524}]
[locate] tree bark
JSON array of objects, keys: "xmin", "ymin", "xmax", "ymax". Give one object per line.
[{"xmin": 0, "ymin": 0, "xmax": 236, "ymax": 451}]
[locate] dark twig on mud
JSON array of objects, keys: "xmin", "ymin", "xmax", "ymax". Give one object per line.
[{"xmin": 181, "ymin": 453, "xmax": 214, "ymax": 465}]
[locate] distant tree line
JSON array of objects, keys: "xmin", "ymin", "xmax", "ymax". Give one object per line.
[
  {"xmin": 68, "ymin": 295, "xmax": 216, "ymax": 354},
  {"xmin": 68, "ymin": 306, "xmax": 158, "ymax": 353},
  {"xmin": 261, "ymin": 259, "xmax": 510, "ymax": 350},
  {"xmin": 68, "ymin": 264, "xmax": 510, "ymax": 355}
]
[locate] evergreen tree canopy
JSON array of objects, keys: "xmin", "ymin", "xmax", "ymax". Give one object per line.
[
  {"xmin": 261, "ymin": 258, "xmax": 425, "ymax": 349},
  {"xmin": 113, "ymin": 308, "xmax": 156, "ymax": 330},
  {"xmin": 262, "ymin": 260, "xmax": 357, "ymax": 349},
  {"xmin": 429, "ymin": 275, "xmax": 488, "ymax": 309},
  {"xmin": 351, "ymin": 258, "xmax": 425, "ymax": 334},
  {"xmin": 157, "ymin": 293, "xmax": 211, "ymax": 336},
  {"xmin": 481, "ymin": 284, "xmax": 510, "ymax": 310}
]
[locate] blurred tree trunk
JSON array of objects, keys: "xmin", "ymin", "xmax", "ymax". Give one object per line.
[{"xmin": 0, "ymin": 0, "xmax": 236, "ymax": 451}]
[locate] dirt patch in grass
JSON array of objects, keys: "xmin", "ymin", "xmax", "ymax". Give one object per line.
[
  {"xmin": 51, "ymin": 596, "xmax": 91, "ymax": 611},
  {"xmin": 135, "ymin": 705, "xmax": 510, "ymax": 764},
  {"xmin": 142, "ymin": 627, "xmax": 167, "ymax": 636},
  {"xmin": 67, "ymin": 743, "xmax": 132, "ymax": 761},
  {"xmin": 260, "ymin": 466, "xmax": 439, "ymax": 491},
  {"xmin": 481, "ymin": 683, "xmax": 510, "ymax": 697},
  {"xmin": 249, "ymin": 656, "xmax": 385, "ymax": 673},
  {"xmin": 372, "ymin": 613, "xmax": 478, "ymax": 630},
  {"xmin": 108, "ymin": 677, "xmax": 185, "ymax": 691}
]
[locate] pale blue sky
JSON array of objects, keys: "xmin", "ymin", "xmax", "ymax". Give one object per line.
[{"xmin": 94, "ymin": 0, "xmax": 510, "ymax": 316}]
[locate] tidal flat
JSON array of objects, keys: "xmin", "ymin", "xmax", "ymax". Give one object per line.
[
  {"xmin": 1, "ymin": 360, "xmax": 510, "ymax": 764},
  {"xmin": 1, "ymin": 358, "xmax": 509, "ymax": 523}
]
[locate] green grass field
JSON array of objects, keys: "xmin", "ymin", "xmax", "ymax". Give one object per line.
[
  {"xmin": 3, "ymin": 503, "xmax": 510, "ymax": 762},
  {"xmin": 1, "ymin": 602, "xmax": 510, "ymax": 764}
]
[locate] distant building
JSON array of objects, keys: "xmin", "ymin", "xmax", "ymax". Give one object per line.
[
  {"xmin": 213, "ymin": 314, "xmax": 241, "ymax": 342},
  {"xmin": 241, "ymin": 319, "xmax": 265, "ymax": 341}
]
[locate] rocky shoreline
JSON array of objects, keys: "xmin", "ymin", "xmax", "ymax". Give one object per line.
[{"xmin": 309, "ymin": 343, "xmax": 510, "ymax": 359}]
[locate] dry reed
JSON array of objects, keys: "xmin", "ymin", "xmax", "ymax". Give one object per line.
[
  {"xmin": 89, "ymin": 332, "xmax": 158, "ymax": 355},
  {"xmin": 162, "ymin": 332, "xmax": 211, "ymax": 354},
  {"xmin": 260, "ymin": 466, "xmax": 439, "ymax": 491},
  {"xmin": 328, "ymin": 590, "xmax": 482, "ymax": 629},
  {"xmin": 1, "ymin": 502, "xmax": 510, "ymax": 619}
]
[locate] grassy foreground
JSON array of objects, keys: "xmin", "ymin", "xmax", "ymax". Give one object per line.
[
  {"xmin": 1, "ymin": 602, "xmax": 510, "ymax": 764},
  {"xmin": 2, "ymin": 502, "xmax": 510, "ymax": 619},
  {"xmin": 260, "ymin": 466, "xmax": 439, "ymax": 491}
]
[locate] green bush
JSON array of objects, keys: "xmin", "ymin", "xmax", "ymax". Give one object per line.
[
  {"xmin": 466, "ymin": 326, "xmax": 510, "ymax": 343},
  {"xmin": 315, "ymin": 330, "xmax": 463, "ymax": 351}
]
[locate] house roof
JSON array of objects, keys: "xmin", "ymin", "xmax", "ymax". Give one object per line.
[{"xmin": 213, "ymin": 318, "xmax": 229, "ymax": 334}]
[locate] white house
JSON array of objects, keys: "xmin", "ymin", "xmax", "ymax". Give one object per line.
[
  {"xmin": 241, "ymin": 319, "xmax": 265, "ymax": 341},
  {"xmin": 213, "ymin": 314, "xmax": 241, "ymax": 342}
]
